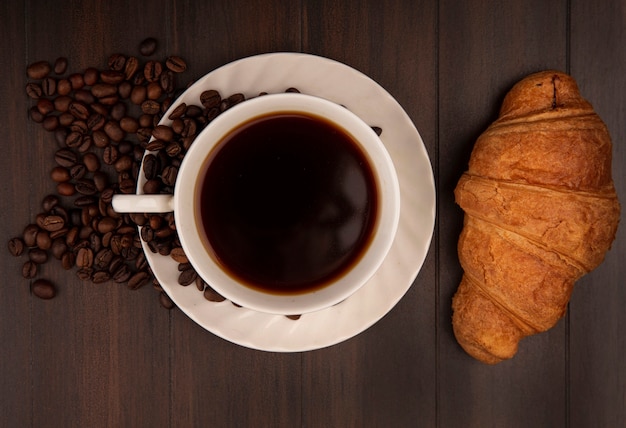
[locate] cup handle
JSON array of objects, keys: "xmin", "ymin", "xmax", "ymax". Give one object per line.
[{"xmin": 112, "ymin": 194, "xmax": 175, "ymax": 213}]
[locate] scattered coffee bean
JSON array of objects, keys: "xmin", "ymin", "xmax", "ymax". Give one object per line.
[
  {"xmin": 139, "ymin": 37, "xmax": 158, "ymax": 56},
  {"xmin": 31, "ymin": 279, "xmax": 56, "ymax": 300},
  {"xmin": 8, "ymin": 237, "xmax": 25, "ymax": 256}
]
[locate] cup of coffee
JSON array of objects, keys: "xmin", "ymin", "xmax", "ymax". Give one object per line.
[{"xmin": 112, "ymin": 93, "xmax": 400, "ymax": 315}]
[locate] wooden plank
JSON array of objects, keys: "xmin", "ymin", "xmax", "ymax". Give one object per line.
[
  {"xmin": 19, "ymin": 1, "xmax": 173, "ymax": 426},
  {"xmin": 0, "ymin": 1, "xmax": 33, "ymax": 427},
  {"xmin": 301, "ymin": 0, "xmax": 438, "ymax": 426},
  {"xmin": 438, "ymin": 1, "xmax": 571, "ymax": 426},
  {"xmin": 164, "ymin": 1, "xmax": 304, "ymax": 426},
  {"xmin": 568, "ymin": 1, "xmax": 626, "ymax": 426}
]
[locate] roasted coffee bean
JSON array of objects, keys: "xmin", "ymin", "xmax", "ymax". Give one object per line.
[
  {"xmin": 160, "ymin": 70, "xmax": 175, "ymax": 93},
  {"xmin": 76, "ymin": 247, "xmax": 94, "ymax": 268},
  {"xmin": 29, "ymin": 248, "xmax": 48, "ymax": 264},
  {"xmin": 42, "ymin": 194, "xmax": 60, "ymax": 212},
  {"xmin": 53, "ymin": 57, "xmax": 68, "ymax": 75},
  {"xmin": 119, "ymin": 116, "xmax": 139, "ymax": 133},
  {"xmin": 58, "ymin": 112, "xmax": 74, "ymax": 127},
  {"xmin": 94, "ymin": 248, "xmax": 113, "ymax": 270},
  {"xmin": 92, "ymin": 130, "xmax": 110, "ymax": 148},
  {"xmin": 49, "ymin": 227, "xmax": 68, "ymax": 240},
  {"xmin": 54, "ymin": 148, "xmax": 78, "ymax": 167},
  {"xmin": 69, "ymin": 120, "xmax": 88, "ymax": 135},
  {"xmin": 41, "ymin": 77, "xmax": 56, "ymax": 96},
  {"xmin": 42, "ymin": 116, "xmax": 59, "ymax": 132},
  {"xmin": 65, "ymin": 131, "xmax": 83, "ymax": 148},
  {"xmin": 161, "ymin": 165, "xmax": 178, "ymax": 186},
  {"xmin": 200, "ymin": 90, "xmax": 221, "ymax": 109},
  {"xmin": 152, "ymin": 124, "xmax": 174, "ymax": 142},
  {"xmin": 41, "ymin": 215, "xmax": 65, "ymax": 232},
  {"xmin": 89, "ymin": 233, "xmax": 102, "ymax": 254},
  {"xmin": 22, "ymin": 260, "xmax": 38, "ymax": 278},
  {"xmin": 97, "ymin": 217, "xmax": 118, "ymax": 234},
  {"xmin": 86, "ymin": 113, "xmax": 105, "ymax": 131},
  {"xmin": 112, "ymin": 264, "xmax": 131, "ymax": 283},
  {"xmin": 82, "ymin": 152, "xmax": 100, "ymax": 172},
  {"xmin": 142, "ymin": 154, "xmax": 159, "ymax": 180},
  {"xmin": 141, "ymin": 99, "xmax": 160, "ymax": 115},
  {"xmin": 36, "ymin": 230, "xmax": 52, "ymax": 250},
  {"xmin": 92, "ymin": 172, "xmax": 108, "ymax": 193},
  {"xmin": 8, "ymin": 237, "xmax": 25, "ymax": 256},
  {"xmin": 82, "ymin": 67, "xmax": 99, "ymax": 86},
  {"xmin": 130, "ymin": 85, "xmax": 147, "ymax": 105},
  {"xmin": 159, "ymin": 292, "xmax": 175, "ymax": 309},
  {"xmin": 76, "ymin": 267, "xmax": 93, "ymax": 281},
  {"xmin": 203, "ymin": 285, "xmax": 226, "ymax": 302},
  {"xmin": 69, "ymin": 164, "xmax": 87, "ymax": 180},
  {"xmin": 57, "ymin": 79, "xmax": 71, "ymax": 95},
  {"xmin": 68, "ymin": 73, "xmax": 85, "ymax": 90},
  {"xmin": 75, "ymin": 178, "xmax": 97, "ymax": 196},
  {"xmin": 178, "ymin": 267, "xmax": 197, "ymax": 286},
  {"xmin": 104, "ymin": 120, "xmax": 125, "ymax": 142},
  {"xmin": 52, "ymin": 95, "xmax": 72, "ymax": 113},
  {"xmin": 114, "ymin": 154, "xmax": 133, "ymax": 172},
  {"xmin": 51, "ymin": 237, "xmax": 68, "ymax": 259},
  {"xmin": 170, "ymin": 247, "xmax": 189, "ymax": 264},
  {"xmin": 31, "ymin": 279, "xmax": 56, "ymax": 299},
  {"xmin": 50, "ymin": 166, "xmax": 71, "ymax": 182},
  {"xmin": 36, "ymin": 98, "xmax": 54, "ymax": 115},
  {"xmin": 91, "ymin": 83, "xmax": 117, "ymax": 98},
  {"xmin": 74, "ymin": 89, "xmax": 96, "ymax": 105},
  {"xmin": 146, "ymin": 81, "xmax": 163, "ymax": 100},
  {"xmin": 61, "ymin": 251, "xmax": 75, "ymax": 270},
  {"xmin": 139, "ymin": 37, "xmax": 158, "ymax": 56},
  {"xmin": 118, "ymin": 81, "xmax": 132, "ymax": 99},
  {"xmin": 26, "ymin": 82, "xmax": 43, "ymax": 99},
  {"xmin": 143, "ymin": 60, "xmax": 162, "ymax": 82},
  {"xmin": 124, "ymin": 56, "xmax": 139, "ymax": 80},
  {"xmin": 69, "ymin": 101, "xmax": 89, "ymax": 120},
  {"xmin": 165, "ymin": 56, "xmax": 187, "ymax": 73},
  {"xmin": 92, "ymin": 270, "xmax": 111, "ymax": 284},
  {"xmin": 128, "ymin": 271, "xmax": 150, "ymax": 290},
  {"xmin": 29, "ymin": 106, "xmax": 45, "ymax": 123},
  {"xmin": 65, "ymin": 226, "xmax": 79, "ymax": 247},
  {"xmin": 57, "ymin": 182, "xmax": 76, "ymax": 196},
  {"xmin": 102, "ymin": 145, "xmax": 118, "ymax": 164},
  {"xmin": 107, "ymin": 53, "xmax": 126, "ymax": 71},
  {"xmin": 27, "ymin": 61, "xmax": 51, "ymax": 79}
]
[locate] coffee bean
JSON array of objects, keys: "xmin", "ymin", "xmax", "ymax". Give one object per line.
[
  {"xmin": 141, "ymin": 99, "xmax": 160, "ymax": 115},
  {"xmin": 36, "ymin": 230, "xmax": 52, "ymax": 250},
  {"xmin": 128, "ymin": 271, "xmax": 150, "ymax": 290},
  {"xmin": 29, "ymin": 106, "xmax": 45, "ymax": 123},
  {"xmin": 74, "ymin": 89, "xmax": 95, "ymax": 105},
  {"xmin": 54, "ymin": 148, "xmax": 78, "ymax": 167},
  {"xmin": 57, "ymin": 79, "xmax": 71, "ymax": 95},
  {"xmin": 75, "ymin": 178, "xmax": 97, "ymax": 196},
  {"xmin": 61, "ymin": 251, "xmax": 76, "ymax": 270},
  {"xmin": 143, "ymin": 61, "xmax": 162, "ymax": 82},
  {"xmin": 57, "ymin": 182, "xmax": 76, "ymax": 196},
  {"xmin": 170, "ymin": 247, "xmax": 188, "ymax": 264},
  {"xmin": 160, "ymin": 70, "xmax": 175, "ymax": 93},
  {"xmin": 68, "ymin": 73, "xmax": 85, "ymax": 90},
  {"xmin": 41, "ymin": 215, "xmax": 65, "ymax": 232},
  {"xmin": 76, "ymin": 247, "xmax": 94, "ymax": 268},
  {"xmin": 161, "ymin": 165, "xmax": 178, "ymax": 186},
  {"xmin": 119, "ymin": 116, "xmax": 139, "ymax": 133},
  {"xmin": 107, "ymin": 53, "xmax": 126, "ymax": 71},
  {"xmin": 51, "ymin": 237, "xmax": 68, "ymax": 260},
  {"xmin": 91, "ymin": 83, "xmax": 118, "ymax": 99},
  {"xmin": 178, "ymin": 268, "xmax": 197, "ymax": 286},
  {"xmin": 42, "ymin": 116, "xmax": 60, "ymax": 131},
  {"xmin": 41, "ymin": 77, "xmax": 57, "ymax": 96},
  {"xmin": 8, "ymin": 237, "xmax": 25, "ymax": 256},
  {"xmin": 27, "ymin": 61, "xmax": 51, "ymax": 79},
  {"xmin": 37, "ymin": 98, "xmax": 55, "ymax": 115},
  {"xmin": 76, "ymin": 267, "xmax": 93, "ymax": 281},
  {"xmin": 124, "ymin": 56, "xmax": 139, "ymax": 80},
  {"xmin": 92, "ymin": 270, "xmax": 111, "ymax": 284},
  {"xmin": 159, "ymin": 292, "xmax": 175, "ymax": 309},
  {"xmin": 92, "ymin": 130, "xmax": 110, "ymax": 148},
  {"xmin": 69, "ymin": 101, "xmax": 89, "ymax": 120},
  {"xmin": 69, "ymin": 164, "xmax": 87, "ymax": 180},
  {"xmin": 26, "ymin": 82, "xmax": 43, "ymax": 99},
  {"xmin": 32, "ymin": 279, "xmax": 56, "ymax": 299},
  {"xmin": 146, "ymin": 81, "xmax": 163, "ymax": 100},
  {"xmin": 50, "ymin": 166, "xmax": 71, "ymax": 182},
  {"xmin": 22, "ymin": 261, "xmax": 38, "ymax": 278},
  {"xmin": 53, "ymin": 57, "xmax": 68, "ymax": 75},
  {"xmin": 152, "ymin": 124, "xmax": 174, "ymax": 142},
  {"xmin": 29, "ymin": 248, "xmax": 48, "ymax": 264},
  {"xmin": 165, "ymin": 56, "xmax": 187, "ymax": 73},
  {"xmin": 54, "ymin": 95, "xmax": 72, "ymax": 112},
  {"xmin": 139, "ymin": 37, "xmax": 158, "ymax": 56},
  {"xmin": 203, "ymin": 285, "xmax": 226, "ymax": 302},
  {"xmin": 97, "ymin": 217, "xmax": 118, "ymax": 234}
]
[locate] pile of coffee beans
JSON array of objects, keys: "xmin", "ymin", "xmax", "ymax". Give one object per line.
[
  {"xmin": 8, "ymin": 38, "xmax": 190, "ymax": 308},
  {"xmin": 9, "ymin": 38, "xmax": 382, "ymax": 319}
]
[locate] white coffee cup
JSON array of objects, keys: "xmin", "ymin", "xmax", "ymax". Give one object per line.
[{"xmin": 112, "ymin": 93, "xmax": 400, "ymax": 315}]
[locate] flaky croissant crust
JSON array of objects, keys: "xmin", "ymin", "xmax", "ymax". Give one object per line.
[{"xmin": 452, "ymin": 70, "xmax": 620, "ymax": 364}]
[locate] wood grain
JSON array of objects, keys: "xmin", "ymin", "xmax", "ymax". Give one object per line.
[{"xmin": 0, "ymin": 0, "xmax": 623, "ymax": 427}]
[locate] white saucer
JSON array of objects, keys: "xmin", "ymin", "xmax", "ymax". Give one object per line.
[{"xmin": 139, "ymin": 53, "xmax": 436, "ymax": 352}]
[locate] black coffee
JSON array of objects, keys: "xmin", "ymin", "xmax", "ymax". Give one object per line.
[{"xmin": 198, "ymin": 112, "xmax": 378, "ymax": 295}]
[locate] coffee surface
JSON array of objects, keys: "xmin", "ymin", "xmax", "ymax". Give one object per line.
[{"xmin": 198, "ymin": 112, "xmax": 378, "ymax": 294}]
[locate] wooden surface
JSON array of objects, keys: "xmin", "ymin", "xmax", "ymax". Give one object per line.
[{"xmin": 1, "ymin": 1, "xmax": 624, "ymax": 427}]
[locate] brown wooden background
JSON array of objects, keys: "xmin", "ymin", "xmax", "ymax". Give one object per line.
[{"xmin": 1, "ymin": 0, "xmax": 624, "ymax": 427}]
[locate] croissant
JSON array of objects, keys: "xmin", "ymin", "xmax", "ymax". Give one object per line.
[{"xmin": 452, "ymin": 70, "xmax": 620, "ymax": 364}]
